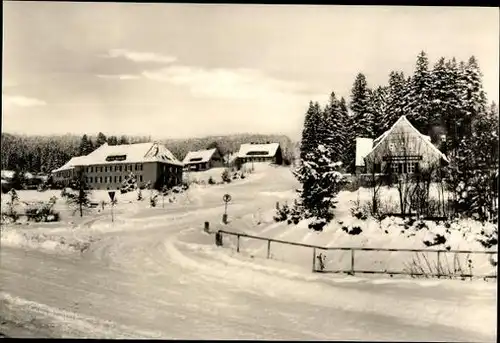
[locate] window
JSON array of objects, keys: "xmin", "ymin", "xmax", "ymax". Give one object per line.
[
  {"xmin": 135, "ymin": 164, "xmax": 138, "ymax": 171},
  {"xmin": 407, "ymin": 162, "xmax": 419, "ymax": 174},
  {"xmin": 391, "ymin": 162, "xmax": 399, "ymax": 174},
  {"xmin": 189, "ymin": 157, "xmax": 203, "ymax": 162},
  {"xmin": 89, "ymin": 177, "xmax": 93, "ymax": 183},
  {"xmin": 140, "ymin": 164, "xmax": 143, "ymax": 171},
  {"xmin": 106, "ymin": 155, "xmax": 127, "ymax": 162},
  {"xmin": 119, "ymin": 176, "xmax": 122, "ymax": 183},
  {"xmin": 114, "ymin": 176, "xmax": 117, "ymax": 183},
  {"xmin": 104, "ymin": 176, "xmax": 107, "ymax": 183},
  {"xmin": 139, "ymin": 175, "xmax": 143, "ymax": 182},
  {"xmin": 247, "ymin": 151, "xmax": 269, "ymax": 156}
]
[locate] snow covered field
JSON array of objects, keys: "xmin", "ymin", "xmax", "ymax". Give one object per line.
[{"xmin": 0, "ymin": 163, "xmax": 497, "ymax": 340}]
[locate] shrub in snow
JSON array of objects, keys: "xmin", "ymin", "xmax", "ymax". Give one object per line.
[
  {"xmin": 350, "ymin": 196, "xmax": 368, "ymax": 220},
  {"xmin": 273, "ymin": 201, "xmax": 290, "ymax": 222},
  {"xmin": 25, "ymin": 196, "xmax": 59, "ymax": 222},
  {"xmin": 308, "ymin": 217, "xmax": 328, "ymax": 231},
  {"xmin": 150, "ymin": 194, "xmax": 158, "ymax": 207},
  {"xmin": 476, "ymin": 227, "xmax": 498, "ymax": 249},
  {"xmin": 221, "ymin": 169, "xmax": 232, "ymax": 183},
  {"xmin": 3, "ymin": 189, "xmax": 21, "ymax": 223},
  {"xmin": 208, "ymin": 176, "xmax": 216, "ymax": 185},
  {"xmin": 137, "ymin": 189, "xmax": 143, "ymax": 201},
  {"xmin": 423, "ymin": 233, "xmax": 447, "ymax": 247},
  {"xmin": 341, "ymin": 225, "xmax": 363, "ymax": 235}
]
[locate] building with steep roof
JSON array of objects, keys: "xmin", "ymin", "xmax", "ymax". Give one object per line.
[{"xmin": 361, "ymin": 116, "xmax": 448, "ymax": 175}]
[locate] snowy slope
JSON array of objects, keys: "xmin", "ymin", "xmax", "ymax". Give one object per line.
[{"xmin": 0, "ymin": 165, "xmax": 497, "ymax": 340}]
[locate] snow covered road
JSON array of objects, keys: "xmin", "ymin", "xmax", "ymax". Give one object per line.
[{"xmin": 0, "ymin": 166, "xmax": 497, "ymax": 340}]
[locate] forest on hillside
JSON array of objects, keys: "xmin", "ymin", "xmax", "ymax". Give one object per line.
[
  {"xmin": 289, "ymin": 50, "xmax": 499, "ymax": 229},
  {"xmin": 0, "ymin": 132, "xmax": 295, "ymax": 174},
  {"xmin": 300, "ymin": 51, "xmax": 498, "ymax": 174}
]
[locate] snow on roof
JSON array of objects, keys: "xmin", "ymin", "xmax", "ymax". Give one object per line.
[
  {"xmin": 86, "ymin": 142, "xmax": 183, "ymax": 166},
  {"xmin": 237, "ymin": 143, "xmax": 280, "ymax": 158},
  {"xmin": 182, "ymin": 148, "xmax": 217, "ymax": 164},
  {"xmin": 52, "ymin": 142, "xmax": 183, "ymax": 173},
  {"xmin": 1, "ymin": 170, "xmax": 15, "ymax": 179},
  {"xmin": 366, "ymin": 115, "xmax": 449, "ymax": 163},
  {"xmin": 52, "ymin": 156, "xmax": 88, "ymax": 173},
  {"xmin": 355, "ymin": 138, "xmax": 374, "ymax": 167}
]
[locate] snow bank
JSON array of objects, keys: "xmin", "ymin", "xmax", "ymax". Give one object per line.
[{"xmin": 0, "ymin": 227, "xmax": 99, "ymax": 254}]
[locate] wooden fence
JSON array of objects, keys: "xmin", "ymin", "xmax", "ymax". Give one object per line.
[{"xmin": 215, "ymin": 229, "xmax": 498, "ymax": 279}]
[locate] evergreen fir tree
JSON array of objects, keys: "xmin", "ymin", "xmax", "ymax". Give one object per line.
[
  {"xmin": 384, "ymin": 71, "xmax": 406, "ymax": 131},
  {"xmin": 321, "ymin": 92, "xmax": 345, "ymax": 161},
  {"xmin": 107, "ymin": 136, "xmax": 119, "ymax": 146},
  {"xmin": 406, "ymin": 51, "xmax": 433, "ymax": 134},
  {"xmin": 119, "ymin": 135, "xmax": 130, "ymax": 145},
  {"xmin": 96, "ymin": 132, "xmax": 107, "ymax": 147},
  {"xmin": 369, "ymin": 86, "xmax": 389, "ymax": 138},
  {"xmin": 349, "ymin": 73, "xmax": 373, "ymax": 138},
  {"xmin": 79, "ymin": 134, "xmax": 93, "ymax": 156},
  {"xmin": 462, "ymin": 56, "xmax": 488, "ymax": 132},
  {"xmin": 299, "ymin": 101, "xmax": 322, "ymax": 161},
  {"xmin": 339, "ymin": 97, "xmax": 355, "ymax": 173}
]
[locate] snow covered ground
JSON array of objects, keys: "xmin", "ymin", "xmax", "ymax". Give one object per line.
[{"xmin": 0, "ymin": 164, "xmax": 497, "ymax": 340}]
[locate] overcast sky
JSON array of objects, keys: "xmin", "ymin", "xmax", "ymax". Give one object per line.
[{"xmin": 2, "ymin": 3, "xmax": 499, "ymax": 140}]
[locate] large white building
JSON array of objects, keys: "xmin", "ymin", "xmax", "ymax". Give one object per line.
[{"xmin": 52, "ymin": 142, "xmax": 183, "ymax": 190}]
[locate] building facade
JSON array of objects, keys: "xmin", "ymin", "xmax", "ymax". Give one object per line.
[
  {"xmin": 236, "ymin": 142, "xmax": 283, "ymax": 166},
  {"xmin": 52, "ymin": 142, "xmax": 183, "ymax": 190},
  {"xmin": 182, "ymin": 148, "xmax": 225, "ymax": 171},
  {"xmin": 363, "ymin": 116, "xmax": 449, "ymax": 175}
]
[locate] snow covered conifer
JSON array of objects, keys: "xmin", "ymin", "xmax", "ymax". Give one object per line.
[
  {"xmin": 406, "ymin": 51, "xmax": 433, "ymax": 134},
  {"xmin": 349, "ymin": 73, "xmax": 373, "ymax": 139},
  {"xmin": 339, "ymin": 97, "xmax": 355, "ymax": 173},
  {"xmin": 96, "ymin": 132, "xmax": 107, "ymax": 148},
  {"xmin": 384, "ymin": 71, "xmax": 407, "ymax": 129},
  {"xmin": 322, "ymin": 92, "xmax": 345, "ymax": 161},
  {"xmin": 300, "ymin": 101, "xmax": 322, "ymax": 161},
  {"xmin": 79, "ymin": 134, "xmax": 94, "ymax": 156},
  {"xmin": 369, "ymin": 86, "xmax": 389, "ymax": 138}
]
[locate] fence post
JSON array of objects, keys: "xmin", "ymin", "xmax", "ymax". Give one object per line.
[
  {"xmin": 267, "ymin": 240, "xmax": 271, "ymax": 259},
  {"xmin": 312, "ymin": 247, "xmax": 316, "ymax": 272},
  {"xmin": 351, "ymin": 249, "xmax": 355, "ymax": 275},
  {"xmin": 236, "ymin": 234, "xmax": 240, "ymax": 253},
  {"xmin": 215, "ymin": 231, "xmax": 223, "ymax": 247}
]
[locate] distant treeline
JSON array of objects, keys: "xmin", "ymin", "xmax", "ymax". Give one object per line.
[{"xmin": 1, "ymin": 132, "xmax": 296, "ymax": 174}]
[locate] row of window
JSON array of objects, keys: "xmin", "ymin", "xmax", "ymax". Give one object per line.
[
  {"xmin": 86, "ymin": 175, "xmax": 144, "ymax": 184},
  {"xmin": 86, "ymin": 164, "xmax": 144, "ymax": 173},
  {"xmin": 162, "ymin": 165, "xmax": 182, "ymax": 173},
  {"xmin": 242, "ymin": 157, "xmax": 272, "ymax": 162},
  {"xmin": 385, "ymin": 162, "xmax": 419, "ymax": 174},
  {"xmin": 57, "ymin": 170, "xmax": 73, "ymax": 178}
]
